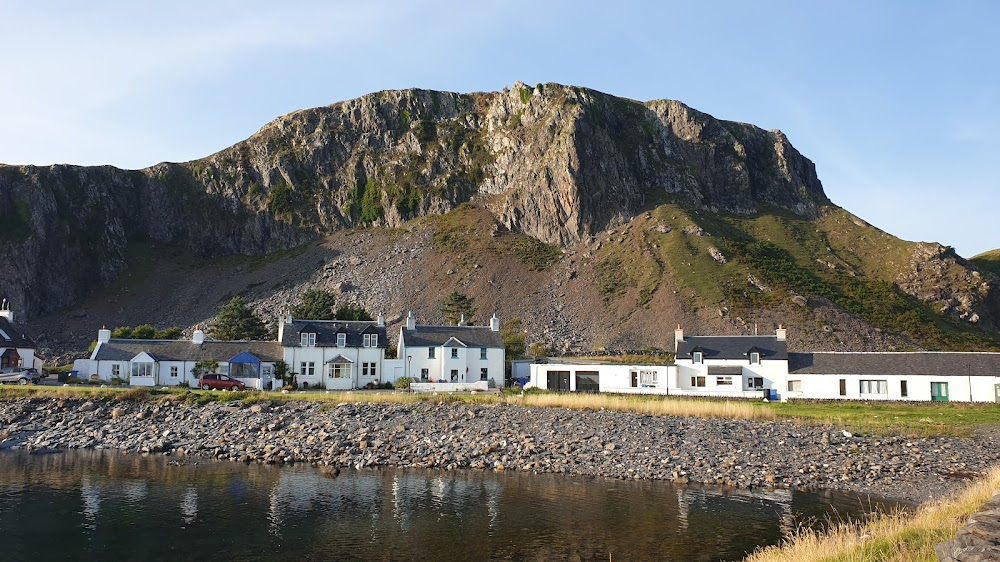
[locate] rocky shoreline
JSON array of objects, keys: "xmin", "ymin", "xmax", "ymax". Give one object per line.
[{"xmin": 2, "ymin": 396, "xmax": 998, "ymax": 504}]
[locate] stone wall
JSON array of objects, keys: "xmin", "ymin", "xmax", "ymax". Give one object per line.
[{"xmin": 935, "ymin": 488, "xmax": 1000, "ymax": 561}]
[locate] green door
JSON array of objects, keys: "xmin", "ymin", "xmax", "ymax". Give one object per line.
[{"xmin": 931, "ymin": 382, "xmax": 949, "ymax": 402}]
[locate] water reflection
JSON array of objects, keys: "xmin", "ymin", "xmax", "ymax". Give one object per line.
[{"xmin": 0, "ymin": 450, "xmax": 906, "ymax": 562}]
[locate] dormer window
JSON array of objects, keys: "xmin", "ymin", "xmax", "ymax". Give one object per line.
[
  {"xmin": 692, "ymin": 351, "xmax": 703, "ymax": 363},
  {"xmin": 300, "ymin": 332, "xmax": 316, "ymax": 347},
  {"xmin": 451, "ymin": 348, "xmax": 459, "ymax": 358},
  {"xmin": 363, "ymin": 334, "xmax": 378, "ymax": 347},
  {"xmin": 749, "ymin": 352, "xmax": 760, "ymax": 364},
  {"xmin": 336, "ymin": 333, "xmax": 346, "ymax": 347}
]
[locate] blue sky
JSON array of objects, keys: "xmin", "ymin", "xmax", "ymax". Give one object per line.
[{"xmin": 2, "ymin": 1, "xmax": 997, "ymax": 257}]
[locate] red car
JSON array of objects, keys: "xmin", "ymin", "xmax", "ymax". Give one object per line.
[{"xmin": 198, "ymin": 373, "xmax": 246, "ymax": 391}]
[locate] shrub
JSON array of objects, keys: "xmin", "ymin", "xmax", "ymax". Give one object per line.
[{"xmin": 395, "ymin": 376, "xmax": 412, "ymax": 390}]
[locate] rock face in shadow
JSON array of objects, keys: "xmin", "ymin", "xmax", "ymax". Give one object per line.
[{"xmin": 0, "ymin": 82, "xmax": 829, "ymax": 320}]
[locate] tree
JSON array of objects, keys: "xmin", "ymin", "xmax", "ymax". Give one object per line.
[
  {"xmin": 131, "ymin": 324, "xmax": 156, "ymax": 339},
  {"xmin": 191, "ymin": 359, "xmax": 219, "ymax": 378},
  {"xmin": 440, "ymin": 291, "xmax": 476, "ymax": 325},
  {"xmin": 500, "ymin": 318, "xmax": 526, "ymax": 361},
  {"xmin": 291, "ymin": 289, "xmax": 338, "ymax": 320},
  {"xmin": 209, "ymin": 296, "xmax": 270, "ymax": 341},
  {"xmin": 111, "ymin": 326, "xmax": 133, "ymax": 339},
  {"xmin": 335, "ymin": 303, "xmax": 373, "ymax": 321},
  {"xmin": 154, "ymin": 327, "xmax": 183, "ymax": 339}
]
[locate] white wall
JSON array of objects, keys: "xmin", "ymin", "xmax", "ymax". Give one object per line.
[
  {"xmin": 675, "ymin": 359, "xmax": 787, "ymax": 397},
  {"xmin": 398, "ymin": 335, "xmax": 504, "ymax": 386},
  {"xmin": 528, "ymin": 363, "xmax": 675, "ymax": 395},
  {"xmin": 283, "ymin": 345, "xmax": 385, "ymax": 389},
  {"xmin": 787, "ymin": 374, "xmax": 1000, "ymax": 403}
]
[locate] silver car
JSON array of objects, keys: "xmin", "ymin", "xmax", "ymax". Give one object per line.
[{"xmin": 0, "ymin": 367, "xmax": 39, "ymax": 385}]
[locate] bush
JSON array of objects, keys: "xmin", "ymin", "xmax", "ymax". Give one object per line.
[
  {"xmin": 175, "ymin": 381, "xmax": 189, "ymax": 389},
  {"xmin": 395, "ymin": 376, "xmax": 412, "ymax": 390}
]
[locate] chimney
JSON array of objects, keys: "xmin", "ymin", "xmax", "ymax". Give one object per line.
[
  {"xmin": 192, "ymin": 324, "xmax": 205, "ymax": 345},
  {"xmin": 776, "ymin": 324, "xmax": 786, "ymax": 341},
  {"xmin": 277, "ymin": 314, "xmax": 285, "ymax": 342},
  {"xmin": 674, "ymin": 324, "xmax": 684, "ymax": 351},
  {"xmin": 405, "ymin": 310, "xmax": 415, "ymax": 330},
  {"xmin": 490, "ymin": 313, "xmax": 500, "ymax": 332},
  {"xmin": 0, "ymin": 299, "xmax": 13, "ymax": 323},
  {"xmin": 98, "ymin": 325, "xmax": 112, "ymax": 343},
  {"xmin": 458, "ymin": 313, "xmax": 466, "ymax": 326},
  {"xmin": 377, "ymin": 312, "xmax": 385, "ymax": 327}
]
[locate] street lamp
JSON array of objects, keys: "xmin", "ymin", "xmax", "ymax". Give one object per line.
[{"xmin": 407, "ymin": 355, "xmax": 412, "ymax": 383}]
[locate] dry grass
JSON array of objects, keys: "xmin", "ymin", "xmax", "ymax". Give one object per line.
[
  {"xmin": 518, "ymin": 392, "xmax": 776, "ymax": 420},
  {"xmin": 744, "ymin": 466, "xmax": 1000, "ymax": 562}
]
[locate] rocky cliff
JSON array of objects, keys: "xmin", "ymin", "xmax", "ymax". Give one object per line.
[{"xmin": 2, "ymin": 82, "xmax": 998, "ymax": 355}]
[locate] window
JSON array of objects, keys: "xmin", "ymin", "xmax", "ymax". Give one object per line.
[
  {"xmin": 328, "ymin": 363, "xmax": 350, "ymax": 378},
  {"xmin": 749, "ymin": 352, "xmax": 760, "ymax": 364},
  {"xmin": 362, "ymin": 362, "xmax": 376, "ymax": 377},
  {"xmin": 131, "ymin": 362, "xmax": 153, "ymax": 377},
  {"xmin": 692, "ymin": 351, "xmax": 703, "ymax": 363},
  {"xmin": 428, "ymin": 347, "xmax": 436, "ymax": 359},
  {"xmin": 450, "ymin": 369, "xmax": 458, "ymax": 382},
  {"xmin": 716, "ymin": 376, "xmax": 733, "ymax": 386},
  {"xmin": 860, "ymin": 380, "xmax": 888, "ymax": 395},
  {"xmin": 787, "ymin": 380, "xmax": 802, "ymax": 392},
  {"xmin": 262, "ymin": 366, "xmax": 273, "ymax": 378},
  {"xmin": 112, "ymin": 364, "xmax": 120, "ymax": 378},
  {"xmin": 336, "ymin": 333, "xmax": 346, "ymax": 347},
  {"xmin": 420, "ymin": 368, "xmax": 429, "ymax": 381},
  {"xmin": 480, "ymin": 348, "xmax": 488, "ymax": 360},
  {"xmin": 747, "ymin": 377, "xmax": 764, "ymax": 389},
  {"xmin": 639, "ymin": 370, "xmax": 657, "ymax": 386},
  {"xmin": 690, "ymin": 376, "xmax": 706, "ymax": 387},
  {"xmin": 900, "ymin": 380, "xmax": 908, "ymax": 398},
  {"xmin": 363, "ymin": 334, "xmax": 378, "ymax": 347},
  {"xmin": 839, "ymin": 379, "xmax": 847, "ymax": 396},
  {"xmin": 451, "ymin": 348, "xmax": 459, "ymax": 358},
  {"xmin": 300, "ymin": 362, "xmax": 315, "ymax": 377},
  {"xmin": 575, "ymin": 371, "xmax": 600, "ymax": 392},
  {"xmin": 170, "ymin": 366, "xmax": 178, "ymax": 378},
  {"xmin": 300, "ymin": 333, "xmax": 316, "ymax": 347},
  {"xmin": 480, "ymin": 367, "xmax": 488, "ymax": 381}
]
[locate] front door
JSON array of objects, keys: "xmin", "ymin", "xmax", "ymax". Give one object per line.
[
  {"xmin": 931, "ymin": 382, "xmax": 949, "ymax": 402},
  {"xmin": 994, "ymin": 384, "xmax": 1000, "ymax": 403}
]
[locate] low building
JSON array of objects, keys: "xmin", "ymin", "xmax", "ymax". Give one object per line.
[
  {"xmin": 528, "ymin": 360, "xmax": 675, "ymax": 394},
  {"xmin": 0, "ymin": 302, "xmax": 39, "ymax": 370},
  {"xmin": 788, "ymin": 352, "xmax": 1000, "ymax": 403},
  {"xmin": 397, "ymin": 311, "xmax": 505, "ymax": 387},
  {"xmin": 88, "ymin": 326, "xmax": 282, "ymax": 388},
  {"xmin": 278, "ymin": 315, "xmax": 388, "ymax": 390}
]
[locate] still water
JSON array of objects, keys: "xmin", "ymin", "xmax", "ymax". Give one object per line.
[{"xmin": 0, "ymin": 450, "xmax": 905, "ymax": 562}]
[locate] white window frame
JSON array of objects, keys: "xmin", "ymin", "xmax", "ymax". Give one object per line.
[
  {"xmin": 131, "ymin": 362, "xmax": 153, "ymax": 378},
  {"xmin": 328, "ymin": 363, "xmax": 350, "ymax": 378},
  {"xmin": 362, "ymin": 362, "xmax": 376, "ymax": 377},
  {"xmin": 716, "ymin": 376, "xmax": 733, "ymax": 386},
  {"xmin": 480, "ymin": 348, "xmax": 487, "ymax": 360},
  {"xmin": 112, "ymin": 364, "xmax": 121, "ymax": 378},
  {"xmin": 747, "ymin": 376, "xmax": 764, "ymax": 389},
  {"xmin": 450, "ymin": 369, "xmax": 458, "ymax": 382},
  {"xmin": 336, "ymin": 333, "xmax": 345, "ymax": 347},
  {"xmin": 428, "ymin": 347, "xmax": 435, "ymax": 359},
  {"xmin": 749, "ymin": 352, "xmax": 760, "ymax": 364},
  {"xmin": 300, "ymin": 332, "xmax": 316, "ymax": 347},
  {"xmin": 860, "ymin": 379, "xmax": 888, "ymax": 395},
  {"xmin": 690, "ymin": 376, "xmax": 706, "ymax": 387},
  {"xmin": 170, "ymin": 366, "xmax": 178, "ymax": 378},
  {"xmin": 363, "ymin": 334, "xmax": 378, "ymax": 348},
  {"xmin": 787, "ymin": 380, "xmax": 802, "ymax": 392},
  {"xmin": 300, "ymin": 362, "xmax": 315, "ymax": 377},
  {"xmin": 639, "ymin": 370, "xmax": 657, "ymax": 386},
  {"xmin": 692, "ymin": 351, "xmax": 703, "ymax": 363}
]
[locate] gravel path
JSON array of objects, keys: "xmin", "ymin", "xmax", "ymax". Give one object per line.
[{"xmin": 2, "ymin": 397, "xmax": 997, "ymax": 504}]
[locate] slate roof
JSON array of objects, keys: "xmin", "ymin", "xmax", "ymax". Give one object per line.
[
  {"xmin": 280, "ymin": 319, "xmax": 387, "ymax": 348},
  {"xmin": 0, "ymin": 317, "xmax": 36, "ymax": 349},
  {"xmin": 789, "ymin": 352, "xmax": 1000, "ymax": 377},
  {"xmin": 676, "ymin": 336, "xmax": 788, "ymax": 361},
  {"xmin": 401, "ymin": 326, "xmax": 504, "ymax": 348},
  {"xmin": 93, "ymin": 340, "xmax": 283, "ymax": 362}
]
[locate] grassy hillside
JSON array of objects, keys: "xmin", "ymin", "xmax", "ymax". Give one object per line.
[{"xmin": 970, "ymin": 248, "xmax": 1000, "ymax": 275}]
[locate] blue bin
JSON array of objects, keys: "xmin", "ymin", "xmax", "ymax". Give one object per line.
[{"xmin": 769, "ymin": 389, "xmax": 778, "ymax": 401}]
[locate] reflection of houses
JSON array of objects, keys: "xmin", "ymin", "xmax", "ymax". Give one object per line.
[
  {"xmin": 397, "ymin": 311, "xmax": 505, "ymax": 385},
  {"xmin": 87, "ymin": 326, "xmax": 282, "ymax": 388},
  {"xmin": 0, "ymin": 303, "xmax": 40, "ymax": 370},
  {"xmin": 676, "ymin": 486, "xmax": 794, "ymax": 535},
  {"xmin": 278, "ymin": 315, "xmax": 388, "ymax": 390}
]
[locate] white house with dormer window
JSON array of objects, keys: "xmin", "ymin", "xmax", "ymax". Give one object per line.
[
  {"xmin": 397, "ymin": 311, "xmax": 505, "ymax": 387},
  {"xmin": 279, "ymin": 314, "xmax": 388, "ymax": 390},
  {"xmin": 0, "ymin": 302, "xmax": 40, "ymax": 371},
  {"xmin": 673, "ymin": 325, "xmax": 789, "ymax": 398}
]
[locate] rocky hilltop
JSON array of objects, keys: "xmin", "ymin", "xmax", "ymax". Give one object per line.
[{"xmin": 1, "ymin": 82, "xmax": 998, "ymax": 356}]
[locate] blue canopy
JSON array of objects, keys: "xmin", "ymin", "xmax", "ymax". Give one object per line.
[
  {"xmin": 229, "ymin": 351, "xmax": 261, "ymax": 364},
  {"xmin": 229, "ymin": 351, "xmax": 262, "ymax": 378}
]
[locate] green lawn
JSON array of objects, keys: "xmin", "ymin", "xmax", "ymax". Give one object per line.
[{"xmin": 761, "ymin": 400, "xmax": 1000, "ymax": 438}]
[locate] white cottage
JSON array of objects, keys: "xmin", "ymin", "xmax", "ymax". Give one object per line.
[
  {"xmin": 0, "ymin": 302, "xmax": 39, "ymax": 371},
  {"xmin": 528, "ymin": 360, "xmax": 675, "ymax": 394},
  {"xmin": 278, "ymin": 315, "xmax": 388, "ymax": 390},
  {"xmin": 673, "ymin": 326, "xmax": 789, "ymax": 398},
  {"xmin": 88, "ymin": 327, "xmax": 283, "ymax": 388},
  {"xmin": 397, "ymin": 311, "xmax": 505, "ymax": 387},
  {"xmin": 787, "ymin": 352, "xmax": 1000, "ymax": 403}
]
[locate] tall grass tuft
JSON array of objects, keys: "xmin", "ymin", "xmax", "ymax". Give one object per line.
[
  {"xmin": 519, "ymin": 393, "xmax": 776, "ymax": 421},
  {"xmin": 744, "ymin": 466, "xmax": 1000, "ymax": 562}
]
